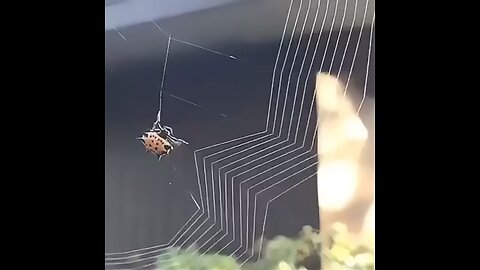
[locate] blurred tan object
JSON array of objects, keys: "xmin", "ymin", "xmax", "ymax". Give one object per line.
[
  {"xmin": 363, "ymin": 202, "xmax": 375, "ymax": 247},
  {"xmin": 315, "ymin": 72, "xmax": 374, "ymax": 239},
  {"xmin": 317, "ymin": 161, "xmax": 358, "ymax": 211},
  {"xmin": 316, "ymin": 73, "xmax": 368, "ymax": 212}
]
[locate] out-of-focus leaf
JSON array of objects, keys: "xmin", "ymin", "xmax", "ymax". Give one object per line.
[{"xmin": 155, "ymin": 223, "xmax": 373, "ymax": 270}]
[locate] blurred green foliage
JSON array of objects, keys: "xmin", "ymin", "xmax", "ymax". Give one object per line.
[{"xmin": 156, "ymin": 224, "xmax": 373, "ymax": 270}]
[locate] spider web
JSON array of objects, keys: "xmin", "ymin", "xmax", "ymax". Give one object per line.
[{"xmin": 105, "ymin": 0, "xmax": 375, "ymax": 268}]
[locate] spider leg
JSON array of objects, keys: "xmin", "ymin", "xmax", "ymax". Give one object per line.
[
  {"xmin": 152, "ymin": 122, "xmax": 162, "ymax": 131},
  {"xmin": 176, "ymin": 138, "xmax": 189, "ymax": 145},
  {"xmin": 168, "ymin": 135, "xmax": 189, "ymax": 146},
  {"xmin": 152, "ymin": 116, "xmax": 168, "ymax": 131},
  {"xmin": 163, "ymin": 125, "xmax": 174, "ymax": 135},
  {"xmin": 149, "ymin": 124, "xmax": 166, "ymax": 136},
  {"xmin": 152, "ymin": 111, "xmax": 162, "ymax": 129}
]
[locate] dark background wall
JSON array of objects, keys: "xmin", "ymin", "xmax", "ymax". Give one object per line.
[{"xmin": 105, "ymin": 0, "xmax": 374, "ymax": 268}]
